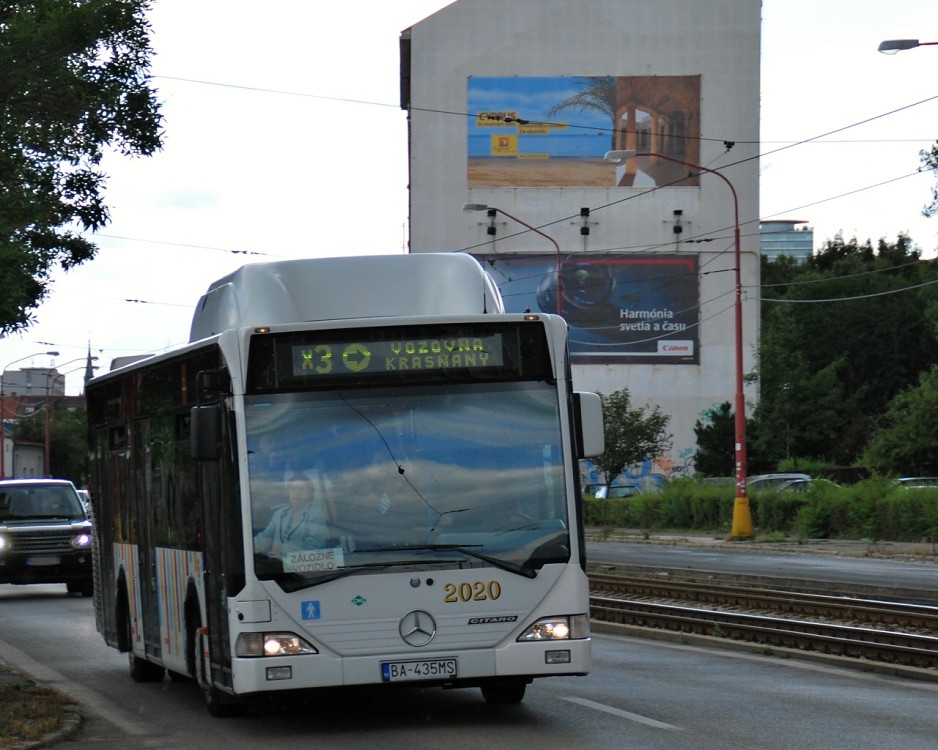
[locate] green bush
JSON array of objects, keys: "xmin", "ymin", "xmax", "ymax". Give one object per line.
[{"xmin": 752, "ymin": 490, "xmax": 805, "ymax": 532}]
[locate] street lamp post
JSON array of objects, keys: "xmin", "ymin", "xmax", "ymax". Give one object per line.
[
  {"xmin": 604, "ymin": 149, "xmax": 752, "ymax": 539},
  {"xmin": 877, "ymin": 39, "xmax": 938, "ymax": 54},
  {"xmin": 1, "ymin": 351, "xmax": 60, "ymax": 479},
  {"xmin": 462, "ymin": 203, "xmax": 564, "ymax": 316}
]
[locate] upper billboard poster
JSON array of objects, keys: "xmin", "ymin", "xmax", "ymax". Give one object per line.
[
  {"xmin": 479, "ymin": 253, "xmax": 700, "ymax": 365},
  {"xmin": 467, "ymin": 75, "xmax": 701, "ymax": 188}
]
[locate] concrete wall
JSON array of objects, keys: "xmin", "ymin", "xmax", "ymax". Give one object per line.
[{"xmin": 404, "ymin": 0, "xmax": 761, "ymax": 477}]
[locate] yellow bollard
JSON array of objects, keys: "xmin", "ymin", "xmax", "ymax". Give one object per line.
[{"xmin": 730, "ymin": 496, "xmax": 752, "ymax": 539}]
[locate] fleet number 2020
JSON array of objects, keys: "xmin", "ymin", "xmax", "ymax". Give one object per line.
[{"xmin": 443, "ymin": 580, "xmax": 501, "ymax": 603}]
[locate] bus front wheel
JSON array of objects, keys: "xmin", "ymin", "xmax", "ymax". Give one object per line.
[
  {"xmin": 205, "ymin": 685, "xmax": 247, "ymax": 718},
  {"xmin": 186, "ymin": 600, "xmax": 247, "ymax": 717}
]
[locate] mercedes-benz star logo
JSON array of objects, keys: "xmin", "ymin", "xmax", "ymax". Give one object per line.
[{"xmin": 399, "ymin": 609, "xmax": 436, "ymax": 647}]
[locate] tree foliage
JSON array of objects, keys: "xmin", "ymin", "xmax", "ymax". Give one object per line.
[
  {"xmin": 593, "ymin": 388, "xmax": 672, "ymax": 485},
  {"xmin": 15, "ymin": 402, "xmax": 88, "ymax": 484},
  {"xmin": 863, "ymin": 365, "xmax": 938, "ymax": 475},
  {"xmin": 692, "ymin": 401, "xmax": 735, "ymax": 476},
  {"xmin": 0, "ymin": 0, "xmax": 162, "ymax": 332},
  {"xmin": 753, "ymin": 235, "xmax": 938, "ymax": 473},
  {"xmin": 921, "ymin": 141, "xmax": 938, "ymax": 219}
]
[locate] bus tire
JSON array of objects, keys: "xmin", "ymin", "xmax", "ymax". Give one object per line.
[
  {"xmin": 185, "ymin": 594, "xmax": 247, "ymax": 717},
  {"xmin": 205, "ymin": 685, "xmax": 247, "ymax": 718},
  {"xmin": 481, "ymin": 680, "xmax": 527, "ymax": 704},
  {"xmin": 121, "ymin": 588, "xmax": 165, "ymax": 683}
]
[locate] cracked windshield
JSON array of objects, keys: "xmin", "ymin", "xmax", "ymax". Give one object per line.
[{"xmin": 248, "ymin": 381, "xmax": 570, "ymax": 586}]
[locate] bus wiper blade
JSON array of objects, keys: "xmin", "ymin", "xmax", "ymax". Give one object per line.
[
  {"xmin": 364, "ymin": 544, "xmax": 537, "ymax": 579},
  {"xmin": 304, "ymin": 563, "xmax": 392, "ymax": 584}
]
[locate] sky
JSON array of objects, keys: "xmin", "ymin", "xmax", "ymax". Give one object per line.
[{"xmin": 2, "ymin": 0, "xmax": 937, "ymax": 395}]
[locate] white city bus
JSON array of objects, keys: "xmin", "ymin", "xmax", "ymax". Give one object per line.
[{"xmin": 87, "ymin": 254, "xmax": 603, "ymax": 716}]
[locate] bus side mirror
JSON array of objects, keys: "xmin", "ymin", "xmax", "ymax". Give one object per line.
[
  {"xmin": 191, "ymin": 404, "xmax": 222, "ymax": 461},
  {"xmin": 574, "ymin": 392, "xmax": 604, "ymax": 458}
]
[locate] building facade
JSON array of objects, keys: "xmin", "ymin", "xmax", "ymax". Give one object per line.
[
  {"xmin": 402, "ymin": 0, "xmax": 762, "ymax": 479},
  {"xmin": 760, "ymin": 219, "xmax": 814, "ymax": 261},
  {"xmin": 1, "ymin": 367, "xmax": 76, "ymax": 478}
]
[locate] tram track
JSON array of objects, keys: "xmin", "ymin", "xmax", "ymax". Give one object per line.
[{"xmin": 586, "ymin": 565, "xmax": 938, "ymax": 677}]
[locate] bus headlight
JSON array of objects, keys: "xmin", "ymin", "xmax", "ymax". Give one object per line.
[
  {"xmin": 0, "ymin": 534, "xmax": 7, "ymax": 553},
  {"xmin": 517, "ymin": 614, "xmax": 589, "ymax": 641},
  {"xmin": 235, "ymin": 632, "xmax": 318, "ymax": 657}
]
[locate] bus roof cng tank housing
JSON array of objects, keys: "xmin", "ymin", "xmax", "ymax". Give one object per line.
[{"xmin": 189, "ymin": 254, "xmax": 505, "ymax": 342}]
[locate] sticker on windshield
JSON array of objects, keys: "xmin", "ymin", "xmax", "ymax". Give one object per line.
[{"xmin": 283, "ymin": 546, "xmax": 345, "ymax": 573}]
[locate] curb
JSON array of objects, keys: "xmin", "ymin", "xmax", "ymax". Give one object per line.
[
  {"xmin": 26, "ymin": 710, "xmax": 83, "ymax": 749},
  {"xmin": 1, "ymin": 710, "xmax": 82, "ymax": 750}
]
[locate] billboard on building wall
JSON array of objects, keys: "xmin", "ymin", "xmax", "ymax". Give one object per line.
[
  {"xmin": 467, "ymin": 75, "xmax": 701, "ymax": 188},
  {"xmin": 477, "ymin": 253, "xmax": 699, "ymax": 364}
]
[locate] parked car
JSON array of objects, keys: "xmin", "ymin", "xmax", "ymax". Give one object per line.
[
  {"xmin": 776, "ymin": 477, "xmax": 838, "ymax": 493},
  {"xmin": 586, "ymin": 483, "xmax": 642, "ymax": 499},
  {"xmin": 76, "ymin": 488, "xmax": 92, "ymax": 513},
  {"xmin": 0, "ymin": 478, "xmax": 94, "ymax": 596},
  {"xmin": 894, "ymin": 477, "xmax": 938, "ymax": 489},
  {"xmin": 746, "ymin": 473, "xmax": 811, "ymax": 493}
]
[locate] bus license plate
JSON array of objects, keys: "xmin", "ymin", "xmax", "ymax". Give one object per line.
[{"xmin": 382, "ymin": 658, "xmax": 457, "ymax": 682}]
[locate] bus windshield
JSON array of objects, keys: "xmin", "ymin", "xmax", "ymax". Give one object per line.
[{"xmin": 247, "ymin": 380, "xmax": 569, "ymax": 589}]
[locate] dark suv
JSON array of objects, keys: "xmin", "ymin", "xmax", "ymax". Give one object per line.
[{"xmin": 0, "ymin": 479, "xmax": 94, "ymax": 596}]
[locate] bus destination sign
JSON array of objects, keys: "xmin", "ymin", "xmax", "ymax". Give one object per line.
[{"xmin": 291, "ymin": 334, "xmax": 505, "ymax": 377}]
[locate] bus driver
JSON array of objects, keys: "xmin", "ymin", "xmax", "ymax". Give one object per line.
[{"xmin": 254, "ymin": 474, "xmax": 334, "ymax": 556}]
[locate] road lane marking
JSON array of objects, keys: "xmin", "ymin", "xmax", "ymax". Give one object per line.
[{"xmin": 562, "ymin": 696, "xmax": 681, "ymax": 730}]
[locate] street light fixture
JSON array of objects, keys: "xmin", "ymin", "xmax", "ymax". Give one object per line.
[
  {"xmin": 1, "ymin": 350, "xmax": 60, "ymax": 479},
  {"xmin": 604, "ymin": 149, "xmax": 752, "ymax": 539},
  {"xmin": 462, "ymin": 203, "xmax": 565, "ymax": 315},
  {"xmin": 877, "ymin": 39, "xmax": 938, "ymax": 54}
]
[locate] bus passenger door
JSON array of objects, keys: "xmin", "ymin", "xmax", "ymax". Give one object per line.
[
  {"xmin": 193, "ymin": 399, "xmax": 243, "ymax": 691},
  {"xmin": 133, "ymin": 418, "xmax": 162, "ymax": 661},
  {"xmin": 91, "ymin": 427, "xmax": 118, "ymax": 647}
]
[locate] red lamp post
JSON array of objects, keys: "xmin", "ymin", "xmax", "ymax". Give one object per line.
[{"xmin": 604, "ymin": 149, "xmax": 752, "ymax": 538}]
